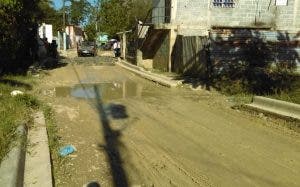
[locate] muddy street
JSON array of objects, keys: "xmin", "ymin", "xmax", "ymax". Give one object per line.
[{"xmin": 37, "ymin": 56, "xmax": 300, "ymax": 187}]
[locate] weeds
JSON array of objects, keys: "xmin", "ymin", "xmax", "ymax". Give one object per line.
[
  {"xmin": 228, "ymin": 93, "xmax": 253, "ymax": 106},
  {"xmin": 0, "ymin": 75, "xmax": 38, "ymax": 163},
  {"xmin": 0, "ymin": 73, "xmax": 68, "ymax": 184},
  {"xmin": 213, "ymin": 72, "xmax": 300, "ymax": 105},
  {"xmin": 42, "ymin": 104, "xmax": 70, "ymax": 185},
  {"xmin": 270, "ymin": 74, "xmax": 300, "ymax": 104}
]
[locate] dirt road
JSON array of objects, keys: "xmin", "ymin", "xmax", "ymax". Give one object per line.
[{"xmin": 37, "ymin": 56, "xmax": 300, "ymax": 187}]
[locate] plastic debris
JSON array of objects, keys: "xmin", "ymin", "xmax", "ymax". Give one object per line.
[
  {"xmin": 10, "ymin": 90, "xmax": 24, "ymax": 97},
  {"xmin": 59, "ymin": 145, "xmax": 76, "ymax": 157}
]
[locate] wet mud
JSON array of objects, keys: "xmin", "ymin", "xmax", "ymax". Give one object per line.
[{"xmin": 37, "ymin": 57, "xmax": 300, "ymax": 187}]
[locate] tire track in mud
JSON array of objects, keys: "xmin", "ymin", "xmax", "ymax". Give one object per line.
[
  {"xmin": 128, "ymin": 135, "xmax": 213, "ymax": 187},
  {"xmin": 122, "ymin": 99, "xmax": 214, "ymax": 187},
  {"xmin": 44, "ymin": 62, "xmax": 300, "ymax": 186},
  {"xmin": 122, "ymin": 97, "xmax": 300, "ymax": 187}
]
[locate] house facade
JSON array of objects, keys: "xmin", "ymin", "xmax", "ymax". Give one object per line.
[
  {"xmin": 65, "ymin": 25, "xmax": 84, "ymax": 49},
  {"xmin": 138, "ymin": 0, "xmax": 300, "ymax": 73},
  {"xmin": 38, "ymin": 23, "xmax": 53, "ymax": 42},
  {"xmin": 153, "ymin": 0, "xmax": 300, "ymax": 34}
]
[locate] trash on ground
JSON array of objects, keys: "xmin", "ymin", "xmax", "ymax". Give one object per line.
[
  {"xmin": 10, "ymin": 90, "xmax": 24, "ymax": 97},
  {"xmin": 59, "ymin": 145, "xmax": 76, "ymax": 157}
]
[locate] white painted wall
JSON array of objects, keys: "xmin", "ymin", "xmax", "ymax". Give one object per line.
[{"xmin": 38, "ymin": 23, "xmax": 53, "ymax": 42}]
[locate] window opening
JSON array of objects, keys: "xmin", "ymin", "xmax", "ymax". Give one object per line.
[{"xmin": 213, "ymin": 0, "xmax": 235, "ymax": 8}]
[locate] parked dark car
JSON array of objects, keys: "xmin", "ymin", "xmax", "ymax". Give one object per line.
[{"xmin": 77, "ymin": 41, "xmax": 97, "ymax": 57}]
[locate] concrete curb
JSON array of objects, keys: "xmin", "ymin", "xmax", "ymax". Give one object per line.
[
  {"xmin": 116, "ymin": 60, "xmax": 182, "ymax": 88},
  {"xmin": 24, "ymin": 111, "xmax": 53, "ymax": 187},
  {"xmin": 0, "ymin": 125, "xmax": 26, "ymax": 187},
  {"xmin": 245, "ymin": 96, "xmax": 300, "ymax": 121}
]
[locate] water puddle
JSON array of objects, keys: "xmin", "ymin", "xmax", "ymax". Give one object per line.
[{"xmin": 55, "ymin": 81, "xmax": 143, "ymax": 101}]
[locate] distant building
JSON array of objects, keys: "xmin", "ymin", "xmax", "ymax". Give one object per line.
[
  {"xmin": 38, "ymin": 23, "xmax": 53, "ymax": 42},
  {"xmin": 97, "ymin": 33, "xmax": 109, "ymax": 46},
  {"xmin": 65, "ymin": 25, "xmax": 84, "ymax": 49}
]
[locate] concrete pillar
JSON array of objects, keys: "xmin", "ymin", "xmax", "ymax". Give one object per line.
[
  {"xmin": 207, "ymin": 0, "xmax": 212, "ymax": 29},
  {"xmin": 170, "ymin": 0, "xmax": 177, "ymax": 23},
  {"xmin": 293, "ymin": 0, "xmax": 299, "ymax": 30},
  {"xmin": 63, "ymin": 32, "xmax": 67, "ymax": 51},
  {"xmin": 122, "ymin": 33, "xmax": 126, "ymax": 59},
  {"xmin": 57, "ymin": 31, "xmax": 61, "ymax": 50},
  {"xmin": 136, "ymin": 49, "xmax": 143, "ymax": 67},
  {"xmin": 168, "ymin": 28, "xmax": 177, "ymax": 72}
]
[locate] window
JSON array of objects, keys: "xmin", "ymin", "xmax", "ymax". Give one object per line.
[
  {"xmin": 275, "ymin": 0, "xmax": 288, "ymax": 6},
  {"xmin": 213, "ymin": 0, "xmax": 235, "ymax": 8}
]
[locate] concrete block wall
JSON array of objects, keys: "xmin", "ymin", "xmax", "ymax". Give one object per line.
[
  {"xmin": 151, "ymin": 0, "xmax": 300, "ymax": 72},
  {"xmin": 210, "ymin": 29, "xmax": 300, "ymax": 70},
  {"xmin": 153, "ymin": 0, "xmax": 300, "ymax": 35},
  {"xmin": 210, "ymin": 0, "xmax": 275, "ymax": 28},
  {"xmin": 273, "ymin": 0, "xmax": 299, "ymax": 30},
  {"xmin": 295, "ymin": 0, "xmax": 300, "ymax": 29},
  {"xmin": 175, "ymin": 0, "xmax": 208, "ymax": 26}
]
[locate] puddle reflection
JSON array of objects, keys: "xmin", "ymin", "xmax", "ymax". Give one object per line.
[{"xmin": 55, "ymin": 81, "xmax": 143, "ymax": 101}]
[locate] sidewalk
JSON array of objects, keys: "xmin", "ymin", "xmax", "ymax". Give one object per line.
[
  {"xmin": 245, "ymin": 96, "xmax": 300, "ymax": 121},
  {"xmin": 116, "ymin": 59, "xmax": 183, "ymax": 88},
  {"xmin": 58, "ymin": 49, "xmax": 78, "ymax": 59}
]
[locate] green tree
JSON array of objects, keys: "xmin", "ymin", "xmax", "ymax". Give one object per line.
[
  {"xmin": 99, "ymin": 0, "xmax": 128, "ymax": 36},
  {"xmin": 98, "ymin": 0, "xmax": 151, "ymax": 36},
  {"xmin": 39, "ymin": 0, "xmax": 63, "ymax": 34},
  {"xmin": 69, "ymin": 0, "xmax": 91, "ymax": 25},
  {"xmin": 127, "ymin": 0, "xmax": 152, "ymax": 27},
  {"xmin": 85, "ymin": 23, "xmax": 97, "ymax": 41},
  {"xmin": 0, "ymin": 0, "xmax": 47, "ymax": 74}
]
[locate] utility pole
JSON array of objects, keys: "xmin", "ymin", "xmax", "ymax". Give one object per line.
[
  {"xmin": 63, "ymin": 0, "xmax": 66, "ymax": 32},
  {"xmin": 95, "ymin": 0, "xmax": 101, "ymax": 32},
  {"xmin": 62, "ymin": 0, "xmax": 76, "ymax": 50},
  {"xmin": 62, "ymin": 0, "xmax": 67, "ymax": 50}
]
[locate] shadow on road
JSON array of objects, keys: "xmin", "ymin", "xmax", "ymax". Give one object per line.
[
  {"xmin": 70, "ymin": 64, "xmax": 129, "ymax": 187},
  {"xmin": 94, "ymin": 86, "xmax": 129, "ymax": 187},
  {"xmin": 0, "ymin": 78, "xmax": 32, "ymax": 90}
]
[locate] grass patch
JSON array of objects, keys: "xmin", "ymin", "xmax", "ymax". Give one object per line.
[
  {"xmin": 150, "ymin": 69, "xmax": 179, "ymax": 78},
  {"xmin": 0, "ymin": 75, "xmax": 38, "ymax": 163},
  {"xmin": 228, "ymin": 93, "xmax": 253, "ymax": 106},
  {"xmin": 214, "ymin": 73, "xmax": 300, "ymax": 105},
  {"xmin": 270, "ymin": 74, "xmax": 300, "ymax": 104},
  {"xmin": 42, "ymin": 104, "xmax": 70, "ymax": 186},
  {"xmin": 0, "ymin": 74, "xmax": 69, "ymax": 183}
]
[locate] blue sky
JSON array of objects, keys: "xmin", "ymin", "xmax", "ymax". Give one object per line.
[{"xmin": 52, "ymin": 0, "xmax": 96, "ymax": 9}]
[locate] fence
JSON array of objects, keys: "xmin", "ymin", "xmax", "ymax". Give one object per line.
[{"xmin": 171, "ymin": 35, "xmax": 210, "ymax": 78}]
